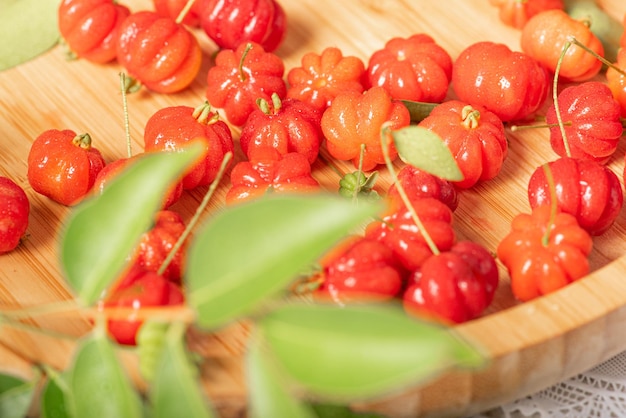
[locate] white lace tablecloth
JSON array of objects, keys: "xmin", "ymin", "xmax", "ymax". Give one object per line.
[{"xmin": 474, "ymin": 351, "xmax": 626, "ymax": 418}]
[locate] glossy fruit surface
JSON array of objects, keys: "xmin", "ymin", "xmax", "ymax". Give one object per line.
[
  {"xmin": 417, "ymin": 100, "xmax": 508, "ymax": 189},
  {"xmin": 321, "ymin": 86, "xmax": 411, "ymax": 171},
  {"xmin": 116, "ymin": 11, "xmax": 203, "ymax": 93},
  {"xmin": 403, "ymin": 241, "xmax": 499, "ymax": 324},
  {"xmin": 545, "ymin": 81, "xmax": 622, "ymax": 164},
  {"xmin": 206, "ymin": 41, "xmax": 286, "ymax": 126},
  {"xmin": 0, "ymin": 177, "xmax": 30, "ymax": 254},
  {"xmin": 199, "ymin": 0, "xmax": 287, "ymax": 52},
  {"xmin": 452, "ymin": 41, "xmax": 550, "ymax": 122},
  {"xmin": 286, "ymin": 46, "xmax": 366, "ymax": 112},
  {"xmin": 27, "ymin": 129, "xmax": 105, "ymax": 206},
  {"xmin": 365, "ymin": 33, "xmax": 453, "ymax": 103},
  {"xmin": 387, "ymin": 165, "xmax": 459, "ymax": 212},
  {"xmin": 520, "ymin": 9, "xmax": 604, "ymax": 82},
  {"xmin": 239, "ymin": 94, "xmax": 323, "ymax": 164},
  {"xmin": 606, "ymin": 47, "xmax": 626, "ymax": 118},
  {"xmin": 528, "ymin": 157, "xmax": 623, "ymax": 236},
  {"xmin": 143, "ymin": 103, "xmax": 235, "ymax": 190},
  {"xmin": 488, "ymin": 0, "xmax": 564, "ymax": 29},
  {"xmin": 58, "ymin": 0, "xmax": 131, "ymax": 63},
  {"xmin": 497, "ymin": 205, "xmax": 593, "ymax": 302}
]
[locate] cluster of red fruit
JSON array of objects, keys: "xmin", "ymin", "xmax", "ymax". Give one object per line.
[{"xmin": 3, "ymin": 0, "xmax": 626, "ymax": 342}]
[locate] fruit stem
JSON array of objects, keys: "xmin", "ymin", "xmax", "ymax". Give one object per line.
[
  {"xmin": 120, "ymin": 72, "xmax": 133, "ymax": 158},
  {"xmin": 461, "ymin": 105, "xmax": 480, "ymax": 129},
  {"xmin": 510, "ymin": 121, "xmax": 572, "ymax": 131},
  {"xmin": 157, "ymin": 151, "xmax": 234, "ymax": 276},
  {"xmin": 552, "ymin": 40, "xmax": 573, "ymax": 158},
  {"xmin": 541, "ymin": 163, "xmax": 558, "ymax": 247},
  {"xmin": 238, "ymin": 43, "xmax": 254, "ymax": 82},
  {"xmin": 352, "ymin": 143, "xmax": 367, "ymax": 203},
  {"xmin": 175, "ymin": 0, "xmax": 197, "ymax": 25},
  {"xmin": 192, "ymin": 101, "xmax": 220, "ymax": 125},
  {"xmin": 568, "ymin": 36, "xmax": 626, "ymax": 77},
  {"xmin": 72, "ymin": 133, "xmax": 92, "ymax": 150},
  {"xmin": 380, "ymin": 125, "xmax": 440, "ymax": 256}
]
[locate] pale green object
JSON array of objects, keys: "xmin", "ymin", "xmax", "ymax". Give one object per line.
[{"xmin": 0, "ymin": 0, "xmax": 60, "ymax": 71}]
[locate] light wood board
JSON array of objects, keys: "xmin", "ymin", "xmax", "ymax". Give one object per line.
[{"xmin": 1, "ymin": 0, "xmax": 626, "ymax": 416}]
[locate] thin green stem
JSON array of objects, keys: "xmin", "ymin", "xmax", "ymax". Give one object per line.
[
  {"xmin": 120, "ymin": 72, "xmax": 132, "ymax": 158},
  {"xmin": 553, "ymin": 40, "xmax": 572, "ymax": 158},
  {"xmin": 157, "ymin": 152, "xmax": 234, "ymax": 276},
  {"xmin": 352, "ymin": 143, "xmax": 367, "ymax": 204},
  {"xmin": 380, "ymin": 125, "xmax": 440, "ymax": 256},
  {"xmin": 175, "ymin": 0, "xmax": 197, "ymax": 24}
]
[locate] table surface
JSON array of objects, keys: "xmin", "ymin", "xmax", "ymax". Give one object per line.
[{"xmin": 1, "ymin": 1, "xmax": 626, "ymax": 417}]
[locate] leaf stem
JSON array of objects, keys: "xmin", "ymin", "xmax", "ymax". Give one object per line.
[
  {"xmin": 552, "ymin": 40, "xmax": 572, "ymax": 158},
  {"xmin": 175, "ymin": 0, "xmax": 197, "ymax": 25},
  {"xmin": 380, "ymin": 125, "xmax": 440, "ymax": 256}
]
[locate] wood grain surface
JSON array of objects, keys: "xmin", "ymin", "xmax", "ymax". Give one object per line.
[{"xmin": 1, "ymin": 0, "xmax": 626, "ymax": 417}]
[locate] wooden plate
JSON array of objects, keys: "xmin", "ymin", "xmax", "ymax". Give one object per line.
[{"xmin": 1, "ymin": 0, "xmax": 625, "ymax": 416}]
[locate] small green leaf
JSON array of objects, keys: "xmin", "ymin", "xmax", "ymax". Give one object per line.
[
  {"xmin": 247, "ymin": 334, "xmax": 317, "ymax": 418},
  {"xmin": 41, "ymin": 375, "xmax": 71, "ymax": 418},
  {"xmin": 148, "ymin": 322, "xmax": 215, "ymax": 418},
  {"xmin": 137, "ymin": 321, "xmax": 170, "ymax": 383},
  {"xmin": 68, "ymin": 330, "xmax": 143, "ymax": 418},
  {"xmin": 186, "ymin": 194, "xmax": 381, "ymax": 329},
  {"xmin": 258, "ymin": 303, "xmax": 484, "ymax": 401},
  {"xmin": 401, "ymin": 100, "xmax": 437, "ymax": 123},
  {"xmin": 0, "ymin": 0, "xmax": 60, "ymax": 71},
  {"xmin": 0, "ymin": 373, "xmax": 36, "ymax": 418},
  {"xmin": 393, "ymin": 126, "xmax": 463, "ymax": 181},
  {"xmin": 60, "ymin": 143, "xmax": 203, "ymax": 305}
]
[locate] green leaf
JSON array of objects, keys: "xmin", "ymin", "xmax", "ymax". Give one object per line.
[
  {"xmin": 0, "ymin": 0, "xmax": 60, "ymax": 71},
  {"xmin": 41, "ymin": 374, "xmax": 71, "ymax": 418},
  {"xmin": 60, "ymin": 143, "xmax": 203, "ymax": 305},
  {"xmin": 67, "ymin": 330, "xmax": 143, "ymax": 418},
  {"xmin": 148, "ymin": 322, "xmax": 215, "ymax": 418},
  {"xmin": 401, "ymin": 100, "xmax": 437, "ymax": 123},
  {"xmin": 393, "ymin": 126, "xmax": 464, "ymax": 181},
  {"xmin": 186, "ymin": 194, "xmax": 381, "ymax": 329},
  {"xmin": 0, "ymin": 373, "xmax": 36, "ymax": 418},
  {"xmin": 310, "ymin": 403, "xmax": 385, "ymax": 418},
  {"xmin": 247, "ymin": 334, "xmax": 317, "ymax": 418},
  {"xmin": 258, "ymin": 303, "xmax": 484, "ymax": 401}
]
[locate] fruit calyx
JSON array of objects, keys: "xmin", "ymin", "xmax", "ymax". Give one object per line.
[{"xmin": 72, "ymin": 133, "xmax": 92, "ymax": 150}]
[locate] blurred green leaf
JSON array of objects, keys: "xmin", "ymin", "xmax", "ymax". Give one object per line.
[
  {"xmin": 67, "ymin": 330, "xmax": 143, "ymax": 418},
  {"xmin": 0, "ymin": 0, "xmax": 60, "ymax": 71},
  {"xmin": 247, "ymin": 334, "xmax": 317, "ymax": 418},
  {"xmin": 186, "ymin": 194, "xmax": 380, "ymax": 329},
  {"xmin": 0, "ymin": 373, "xmax": 36, "ymax": 418},
  {"xmin": 393, "ymin": 126, "xmax": 463, "ymax": 181},
  {"xmin": 41, "ymin": 374, "xmax": 71, "ymax": 418},
  {"xmin": 401, "ymin": 100, "xmax": 437, "ymax": 123},
  {"xmin": 258, "ymin": 303, "xmax": 484, "ymax": 400},
  {"xmin": 60, "ymin": 143, "xmax": 203, "ymax": 305},
  {"xmin": 148, "ymin": 322, "xmax": 215, "ymax": 418}
]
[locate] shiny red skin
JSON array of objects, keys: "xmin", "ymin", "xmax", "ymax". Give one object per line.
[
  {"xmin": 116, "ymin": 11, "xmax": 203, "ymax": 94},
  {"xmin": 606, "ymin": 48, "xmax": 626, "ymax": 118},
  {"xmin": 153, "ymin": 0, "xmax": 203, "ymax": 26},
  {"xmin": 365, "ymin": 197, "xmax": 456, "ymax": 273},
  {"xmin": 91, "ymin": 154, "xmax": 184, "ymax": 209},
  {"xmin": 206, "ymin": 42, "xmax": 286, "ymax": 127},
  {"xmin": 452, "ymin": 41, "xmax": 550, "ymax": 122},
  {"xmin": 0, "ymin": 177, "xmax": 30, "ymax": 254},
  {"xmin": 528, "ymin": 157, "xmax": 623, "ymax": 236},
  {"xmin": 545, "ymin": 81, "xmax": 623, "ymax": 164},
  {"xmin": 403, "ymin": 241, "xmax": 499, "ymax": 324},
  {"xmin": 58, "ymin": 0, "xmax": 131, "ymax": 63},
  {"xmin": 239, "ymin": 95, "xmax": 323, "ymax": 165},
  {"xmin": 199, "ymin": 0, "xmax": 286, "ymax": 52},
  {"xmin": 387, "ymin": 165, "xmax": 459, "ymax": 212},
  {"xmin": 225, "ymin": 147, "xmax": 319, "ymax": 205},
  {"xmin": 103, "ymin": 265, "xmax": 184, "ymax": 346},
  {"xmin": 27, "ymin": 129, "xmax": 105, "ymax": 206},
  {"xmin": 321, "ymin": 86, "xmax": 411, "ymax": 171},
  {"xmin": 417, "ymin": 100, "xmax": 508, "ymax": 189},
  {"xmin": 287, "ymin": 46, "xmax": 366, "ymax": 113},
  {"xmin": 521, "ymin": 9, "xmax": 604, "ymax": 82},
  {"xmin": 144, "ymin": 104, "xmax": 235, "ymax": 190},
  {"xmin": 315, "ymin": 235, "xmax": 405, "ymax": 305},
  {"xmin": 365, "ymin": 33, "xmax": 453, "ymax": 103},
  {"xmin": 488, "ymin": 0, "xmax": 564, "ymax": 29},
  {"xmin": 497, "ymin": 205, "xmax": 593, "ymax": 302},
  {"xmin": 130, "ymin": 210, "xmax": 187, "ymax": 283}
]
